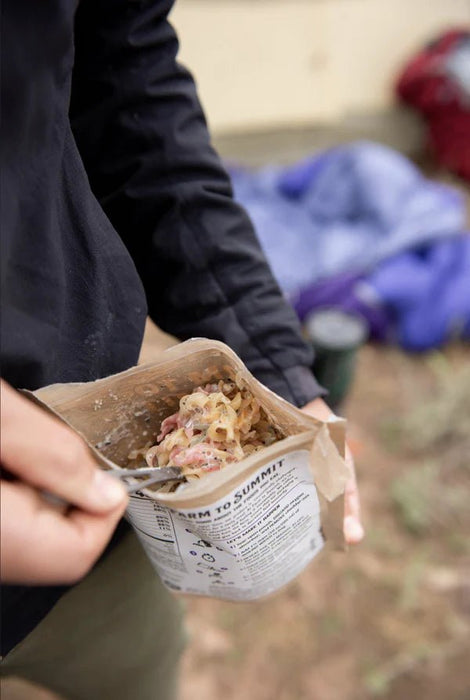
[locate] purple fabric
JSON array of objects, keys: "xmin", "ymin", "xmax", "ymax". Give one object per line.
[
  {"xmin": 293, "ymin": 273, "xmax": 391, "ymax": 342},
  {"xmin": 368, "ymin": 234, "xmax": 470, "ymax": 350},
  {"xmin": 293, "ymin": 235, "xmax": 470, "ymax": 350},
  {"xmin": 229, "ymin": 142, "xmax": 466, "ymax": 299},
  {"xmin": 229, "ymin": 142, "xmax": 470, "ymax": 351}
]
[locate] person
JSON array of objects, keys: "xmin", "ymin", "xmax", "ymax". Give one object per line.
[{"xmin": 0, "ymin": 0, "xmax": 364, "ymax": 697}]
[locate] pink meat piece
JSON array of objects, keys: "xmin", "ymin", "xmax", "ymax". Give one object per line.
[
  {"xmin": 157, "ymin": 411, "xmax": 180, "ymax": 441},
  {"xmin": 170, "ymin": 443, "xmax": 227, "ymax": 472},
  {"xmin": 169, "ymin": 446, "xmax": 184, "ymax": 462}
]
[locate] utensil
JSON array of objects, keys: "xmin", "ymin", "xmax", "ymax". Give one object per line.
[
  {"xmin": 41, "ymin": 465, "xmax": 184, "ymax": 508},
  {"xmin": 108, "ymin": 465, "xmax": 185, "ymax": 494}
]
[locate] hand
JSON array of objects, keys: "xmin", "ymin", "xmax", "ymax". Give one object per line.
[
  {"xmin": 301, "ymin": 397, "xmax": 364, "ymax": 545},
  {"xmin": 1, "ymin": 380, "xmax": 128, "ymax": 584}
]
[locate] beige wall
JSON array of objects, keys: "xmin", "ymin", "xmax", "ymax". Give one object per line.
[{"xmin": 171, "ymin": 0, "xmax": 470, "ymax": 134}]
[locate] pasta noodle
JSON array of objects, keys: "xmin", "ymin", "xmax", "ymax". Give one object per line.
[{"xmin": 129, "ymin": 380, "xmax": 283, "ymax": 481}]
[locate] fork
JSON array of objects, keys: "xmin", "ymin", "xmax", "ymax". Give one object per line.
[
  {"xmin": 41, "ymin": 465, "xmax": 184, "ymax": 507},
  {"xmin": 109, "ymin": 465, "xmax": 185, "ymax": 494}
]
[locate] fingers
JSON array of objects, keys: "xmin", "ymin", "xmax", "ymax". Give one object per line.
[
  {"xmin": 1, "ymin": 381, "xmax": 127, "ymax": 513},
  {"xmin": 0, "ymin": 381, "xmax": 128, "ymax": 585},
  {"xmin": 343, "ymin": 480, "xmax": 364, "ymax": 544},
  {"xmin": 343, "ymin": 445, "xmax": 364, "ymax": 544},
  {"xmin": 300, "ymin": 397, "xmax": 334, "ymax": 422},
  {"xmin": 300, "ymin": 400, "xmax": 365, "ymax": 546},
  {"xmin": 1, "ymin": 480, "xmax": 126, "ymax": 584}
]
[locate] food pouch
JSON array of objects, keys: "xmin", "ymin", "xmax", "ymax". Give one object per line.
[{"xmin": 29, "ymin": 339, "xmax": 350, "ymax": 601}]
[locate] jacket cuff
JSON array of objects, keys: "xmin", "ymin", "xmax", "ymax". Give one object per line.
[
  {"xmin": 252, "ymin": 365, "xmax": 327, "ymax": 408},
  {"xmin": 282, "ymin": 365, "xmax": 328, "ymax": 408}
]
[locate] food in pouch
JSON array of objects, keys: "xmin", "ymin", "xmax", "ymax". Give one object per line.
[{"xmin": 128, "ymin": 380, "xmax": 284, "ymax": 481}]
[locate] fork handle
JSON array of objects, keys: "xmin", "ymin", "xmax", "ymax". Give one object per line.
[{"xmin": 125, "ymin": 470, "xmax": 184, "ymax": 494}]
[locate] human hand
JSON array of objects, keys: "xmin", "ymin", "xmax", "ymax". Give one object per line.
[
  {"xmin": 301, "ymin": 397, "xmax": 364, "ymax": 545},
  {"xmin": 1, "ymin": 380, "xmax": 128, "ymax": 584}
]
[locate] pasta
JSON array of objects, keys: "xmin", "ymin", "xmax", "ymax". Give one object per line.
[{"xmin": 130, "ymin": 380, "xmax": 283, "ymax": 481}]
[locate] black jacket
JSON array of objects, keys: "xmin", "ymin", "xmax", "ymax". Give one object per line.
[{"xmin": 1, "ymin": 0, "xmax": 323, "ymax": 654}]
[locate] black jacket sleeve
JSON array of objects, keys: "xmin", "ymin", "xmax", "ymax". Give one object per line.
[{"xmin": 70, "ymin": 0, "xmax": 324, "ymax": 407}]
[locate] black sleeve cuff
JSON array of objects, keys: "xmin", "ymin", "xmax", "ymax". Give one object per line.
[{"xmin": 252, "ymin": 364, "xmax": 327, "ymax": 408}]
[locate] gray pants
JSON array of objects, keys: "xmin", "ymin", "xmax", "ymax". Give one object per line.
[{"xmin": 1, "ymin": 532, "xmax": 185, "ymax": 700}]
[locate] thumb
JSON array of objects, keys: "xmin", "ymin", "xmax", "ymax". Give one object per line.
[{"xmin": 1, "ymin": 381, "xmax": 127, "ymax": 513}]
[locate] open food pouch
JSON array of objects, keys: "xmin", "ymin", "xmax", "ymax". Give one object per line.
[{"xmin": 29, "ymin": 339, "xmax": 350, "ymax": 601}]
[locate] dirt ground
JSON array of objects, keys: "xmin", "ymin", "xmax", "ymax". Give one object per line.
[{"xmin": 178, "ymin": 342, "xmax": 470, "ymax": 700}]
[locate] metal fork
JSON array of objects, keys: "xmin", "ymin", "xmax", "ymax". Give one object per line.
[
  {"xmin": 109, "ymin": 465, "xmax": 185, "ymax": 494},
  {"xmin": 41, "ymin": 465, "xmax": 184, "ymax": 508}
]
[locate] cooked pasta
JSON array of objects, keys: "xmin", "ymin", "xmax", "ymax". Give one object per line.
[{"xmin": 133, "ymin": 380, "xmax": 283, "ymax": 480}]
